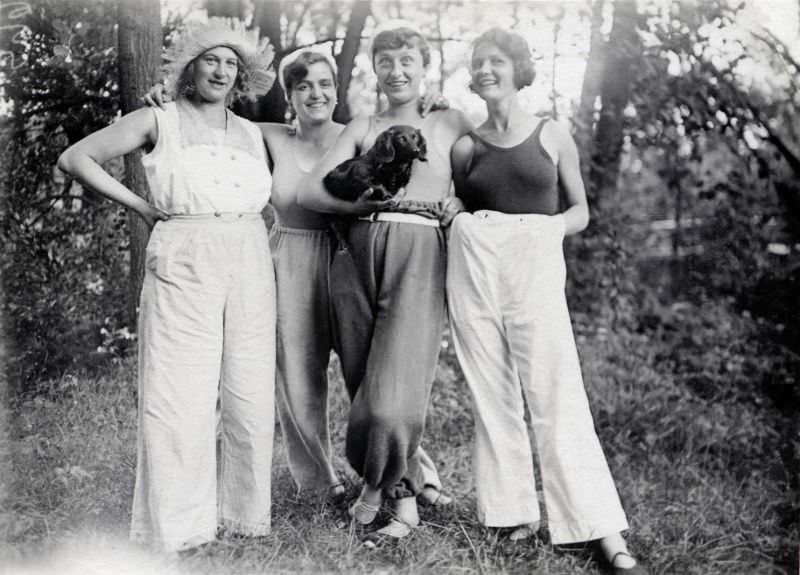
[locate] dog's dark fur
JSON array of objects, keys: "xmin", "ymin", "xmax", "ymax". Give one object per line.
[{"xmin": 323, "ymin": 124, "xmax": 428, "ymax": 202}]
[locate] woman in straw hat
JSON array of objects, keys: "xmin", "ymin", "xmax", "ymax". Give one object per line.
[{"xmin": 58, "ymin": 17, "xmax": 278, "ymax": 552}]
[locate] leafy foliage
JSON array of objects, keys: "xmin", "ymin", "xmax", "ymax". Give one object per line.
[{"xmin": 1, "ymin": 0, "xmax": 130, "ymax": 391}]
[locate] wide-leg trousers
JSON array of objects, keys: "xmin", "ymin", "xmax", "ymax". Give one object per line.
[
  {"xmin": 269, "ymin": 226, "xmax": 339, "ymax": 493},
  {"xmin": 330, "ymin": 220, "xmax": 447, "ymax": 499},
  {"xmin": 446, "ymin": 211, "xmax": 628, "ymax": 544},
  {"xmin": 131, "ymin": 214, "xmax": 275, "ymax": 552}
]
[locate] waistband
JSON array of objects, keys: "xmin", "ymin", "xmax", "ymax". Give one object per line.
[
  {"xmin": 472, "ymin": 210, "xmax": 560, "ymax": 222},
  {"xmin": 358, "ymin": 212, "xmax": 440, "ymax": 227},
  {"xmin": 270, "ymin": 224, "xmax": 330, "ymax": 236},
  {"xmin": 166, "ymin": 212, "xmax": 264, "ymax": 223}
]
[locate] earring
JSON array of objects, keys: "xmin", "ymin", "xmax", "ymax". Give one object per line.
[
  {"xmin": 180, "ymin": 81, "xmax": 196, "ymax": 98},
  {"xmin": 285, "ymin": 104, "xmax": 297, "ymax": 135}
]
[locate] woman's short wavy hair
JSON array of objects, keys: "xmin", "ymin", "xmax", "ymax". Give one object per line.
[
  {"xmin": 281, "ymin": 51, "xmax": 339, "ymax": 96},
  {"xmin": 371, "ymin": 27, "xmax": 431, "ymax": 67},
  {"xmin": 472, "ymin": 27, "xmax": 535, "ymax": 90}
]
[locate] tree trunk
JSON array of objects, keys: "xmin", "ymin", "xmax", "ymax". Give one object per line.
[
  {"xmin": 205, "ymin": 0, "xmax": 247, "ymax": 19},
  {"xmin": 252, "ymin": 0, "xmax": 286, "ymax": 123},
  {"xmin": 589, "ymin": 0, "xmax": 639, "ymax": 209},
  {"xmin": 117, "ymin": 0, "xmax": 161, "ymax": 330},
  {"xmin": 575, "ymin": 0, "xmax": 606, "ymax": 182},
  {"xmin": 334, "ymin": 0, "xmax": 371, "ymax": 124}
]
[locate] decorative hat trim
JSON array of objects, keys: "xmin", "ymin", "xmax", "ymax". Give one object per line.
[{"xmin": 163, "ymin": 17, "xmax": 276, "ymax": 102}]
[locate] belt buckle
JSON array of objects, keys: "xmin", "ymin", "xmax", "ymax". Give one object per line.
[{"xmin": 365, "ymin": 212, "xmax": 379, "ymax": 222}]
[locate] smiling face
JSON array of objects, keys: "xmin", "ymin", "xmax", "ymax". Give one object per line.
[
  {"xmin": 470, "ymin": 42, "xmax": 517, "ymax": 102},
  {"xmin": 289, "ymin": 60, "xmax": 337, "ymax": 125},
  {"xmin": 191, "ymin": 46, "xmax": 239, "ymax": 103},
  {"xmin": 373, "ymin": 46, "xmax": 426, "ymax": 106}
]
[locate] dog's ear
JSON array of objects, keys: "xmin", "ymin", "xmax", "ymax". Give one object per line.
[
  {"xmin": 374, "ymin": 130, "xmax": 396, "ymax": 164},
  {"xmin": 416, "ymin": 129, "xmax": 428, "ymax": 162}
]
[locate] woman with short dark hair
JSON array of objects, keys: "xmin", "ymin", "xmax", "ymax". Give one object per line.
[{"xmin": 448, "ymin": 27, "xmax": 647, "ymax": 574}]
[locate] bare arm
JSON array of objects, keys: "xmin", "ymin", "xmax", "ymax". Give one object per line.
[
  {"xmin": 435, "ymin": 110, "xmax": 474, "ymax": 226},
  {"xmin": 57, "ymin": 108, "xmax": 168, "ymax": 229},
  {"xmin": 549, "ymin": 121, "xmax": 589, "ymax": 235},
  {"xmin": 298, "ymin": 117, "xmax": 394, "ymax": 215}
]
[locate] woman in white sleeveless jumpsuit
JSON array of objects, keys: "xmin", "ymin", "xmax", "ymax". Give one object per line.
[{"xmin": 58, "ymin": 18, "xmax": 277, "ymax": 552}]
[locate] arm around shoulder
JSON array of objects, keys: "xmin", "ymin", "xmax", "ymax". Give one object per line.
[{"xmin": 443, "ymin": 108, "xmax": 474, "ymax": 141}]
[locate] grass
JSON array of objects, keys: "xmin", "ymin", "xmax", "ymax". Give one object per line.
[{"xmin": 1, "ymin": 312, "xmax": 797, "ymax": 574}]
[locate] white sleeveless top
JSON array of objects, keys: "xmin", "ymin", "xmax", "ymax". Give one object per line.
[{"xmin": 141, "ymin": 102, "xmax": 271, "ymax": 214}]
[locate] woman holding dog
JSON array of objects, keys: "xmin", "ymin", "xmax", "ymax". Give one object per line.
[
  {"xmin": 264, "ymin": 50, "xmax": 449, "ymax": 503},
  {"xmin": 447, "ymin": 28, "xmax": 647, "ymax": 574},
  {"xmin": 300, "ymin": 21, "xmax": 471, "ymax": 543},
  {"xmin": 58, "ymin": 18, "xmax": 277, "ymax": 552}
]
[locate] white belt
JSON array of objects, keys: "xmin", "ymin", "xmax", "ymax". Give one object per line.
[
  {"xmin": 358, "ymin": 212, "xmax": 440, "ymax": 227},
  {"xmin": 167, "ymin": 212, "xmax": 264, "ymax": 222}
]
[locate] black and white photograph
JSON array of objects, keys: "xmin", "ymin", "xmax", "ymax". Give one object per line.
[{"xmin": 0, "ymin": 0, "xmax": 797, "ymax": 573}]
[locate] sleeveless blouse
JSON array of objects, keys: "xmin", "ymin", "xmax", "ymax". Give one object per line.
[
  {"xmin": 141, "ymin": 102, "xmax": 271, "ymax": 214},
  {"xmin": 458, "ymin": 120, "xmax": 558, "ymax": 215}
]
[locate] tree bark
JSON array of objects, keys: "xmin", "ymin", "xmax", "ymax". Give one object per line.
[
  {"xmin": 252, "ymin": 0, "xmax": 286, "ymax": 123},
  {"xmin": 589, "ymin": 0, "xmax": 639, "ymax": 208},
  {"xmin": 334, "ymin": 0, "xmax": 371, "ymax": 124},
  {"xmin": 205, "ymin": 0, "xmax": 247, "ymax": 19},
  {"xmin": 117, "ymin": 0, "xmax": 161, "ymax": 330},
  {"xmin": 575, "ymin": 0, "xmax": 606, "ymax": 181}
]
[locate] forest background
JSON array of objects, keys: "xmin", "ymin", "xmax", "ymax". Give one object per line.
[{"xmin": 0, "ymin": 0, "xmax": 798, "ymax": 573}]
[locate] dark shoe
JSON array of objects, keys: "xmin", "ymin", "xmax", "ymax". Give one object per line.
[
  {"xmin": 326, "ymin": 482, "xmax": 347, "ymax": 505},
  {"xmin": 610, "ymin": 551, "xmax": 649, "ymax": 575}
]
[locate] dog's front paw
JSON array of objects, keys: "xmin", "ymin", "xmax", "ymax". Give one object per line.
[{"xmin": 367, "ymin": 185, "xmax": 392, "ymax": 201}]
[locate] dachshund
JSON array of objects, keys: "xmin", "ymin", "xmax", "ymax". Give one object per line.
[
  {"xmin": 322, "ymin": 124, "xmax": 428, "ymax": 252},
  {"xmin": 323, "ymin": 124, "xmax": 428, "ymax": 201}
]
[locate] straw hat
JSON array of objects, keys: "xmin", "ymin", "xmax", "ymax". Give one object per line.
[{"xmin": 163, "ymin": 17, "xmax": 276, "ymax": 102}]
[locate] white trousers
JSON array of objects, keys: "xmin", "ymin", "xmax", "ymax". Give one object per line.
[
  {"xmin": 446, "ymin": 211, "xmax": 628, "ymax": 544},
  {"xmin": 131, "ymin": 214, "xmax": 276, "ymax": 552}
]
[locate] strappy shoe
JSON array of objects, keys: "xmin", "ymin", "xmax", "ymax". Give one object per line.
[
  {"xmin": 417, "ymin": 485, "xmax": 453, "ymax": 506},
  {"xmin": 362, "ymin": 518, "xmax": 417, "ymax": 549},
  {"xmin": 610, "ymin": 551, "xmax": 649, "ymax": 575},
  {"xmin": 348, "ymin": 499, "xmax": 381, "ymax": 525}
]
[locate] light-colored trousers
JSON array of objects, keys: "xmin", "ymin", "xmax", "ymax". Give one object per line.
[
  {"xmin": 131, "ymin": 215, "xmax": 276, "ymax": 552},
  {"xmin": 446, "ymin": 211, "xmax": 628, "ymax": 544}
]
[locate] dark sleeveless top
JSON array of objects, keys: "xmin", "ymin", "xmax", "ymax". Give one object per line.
[{"xmin": 458, "ymin": 120, "xmax": 559, "ymax": 215}]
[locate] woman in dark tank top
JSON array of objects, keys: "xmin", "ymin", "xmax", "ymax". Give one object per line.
[{"xmin": 448, "ymin": 28, "xmax": 648, "ymax": 575}]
